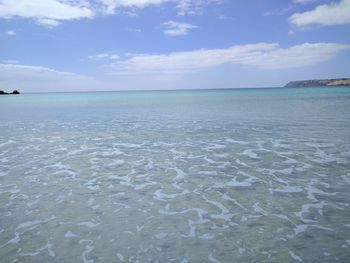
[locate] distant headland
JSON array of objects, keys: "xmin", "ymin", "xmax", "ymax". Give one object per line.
[
  {"xmin": 285, "ymin": 78, "xmax": 350, "ymax": 87},
  {"xmin": 0, "ymin": 90, "xmax": 20, "ymax": 95}
]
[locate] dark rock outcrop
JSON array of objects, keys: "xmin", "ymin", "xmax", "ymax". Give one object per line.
[
  {"xmin": 285, "ymin": 78, "xmax": 350, "ymax": 87},
  {"xmin": 0, "ymin": 90, "xmax": 20, "ymax": 95}
]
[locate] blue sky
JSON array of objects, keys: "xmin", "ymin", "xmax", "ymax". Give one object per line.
[{"xmin": 0, "ymin": 0, "xmax": 350, "ymax": 92}]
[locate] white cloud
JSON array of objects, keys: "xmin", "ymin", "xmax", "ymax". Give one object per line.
[
  {"xmin": 98, "ymin": 0, "xmax": 221, "ymax": 15},
  {"xmin": 293, "ymin": 0, "xmax": 316, "ymax": 4},
  {"xmin": 162, "ymin": 20, "xmax": 197, "ymax": 36},
  {"xmin": 0, "ymin": 0, "xmax": 94, "ymax": 27},
  {"xmin": 108, "ymin": 43, "xmax": 350, "ymax": 75},
  {"xmin": 0, "ymin": 63, "xmax": 99, "ymax": 92},
  {"xmin": 175, "ymin": 0, "xmax": 222, "ymax": 16},
  {"xmin": 289, "ymin": 0, "xmax": 350, "ymax": 27},
  {"xmin": 5, "ymin": 30, "xmax": 16, "ymax": 36},
  {"xmin": 88, "ymin": 53, "xmax": 120, "ymax": 60},
  {"xmin": 98, "ymin": 0, "xmax": 166, "ymax": 14},
  {"xmin": 0, "ymin": 0, "xmax": 221, "ymax": 27},
  {"xmin": 36, "ymin": 18, "xmax": 62, "ymax": 28}
]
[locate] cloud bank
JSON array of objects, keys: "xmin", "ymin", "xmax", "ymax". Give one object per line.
[
  {"xmin": 0, "ymin": 0, "xmax": 221, "ymax": 27},
  {"xmin": 109, "ymin": 42, "xmax": 350, "ymax": 75}
]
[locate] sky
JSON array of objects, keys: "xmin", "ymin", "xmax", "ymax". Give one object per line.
[{"xmin": 0, "ymin": 0, "xmax": 350, "ymax": 92}]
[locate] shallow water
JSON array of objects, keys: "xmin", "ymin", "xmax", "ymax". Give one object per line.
[{"xmin": 1, "ymin": 87, "xmax": 350, "ymax": 262}]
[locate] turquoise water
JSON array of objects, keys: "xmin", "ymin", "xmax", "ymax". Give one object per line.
[{"xmin": 1, "ymin": 87, "xmax": 350, "ymax": 262}]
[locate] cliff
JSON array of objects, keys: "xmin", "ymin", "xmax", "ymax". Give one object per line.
[{"xmin": 285, "ymin": 78, "xmax": 350, "ymax": 87}]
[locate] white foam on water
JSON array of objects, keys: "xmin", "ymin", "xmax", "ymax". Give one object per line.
[
  {"xmin": 306, "ymin": 186, "xmax": 337, "ymax": 202},
  {"xmin": 289, "ymin": 250, "xmax": 303, "ymax": 262},
  {"xmin": 258, "ymin": 167, "xmax": 293, "ymax": 176},
  {"xmin": 0, "ymin": 232, "xmax": 20, "ymax": 249},
  {"xmin": 134, "ymin": 182, "xmax": 157, "ymax": 190},
  {"xmin": 108, "ymin": 175, "xmax": 132, "ymax": 186},
  {"xmin": 170, "ymin": 148, "xmax": 186, "ymax": 156},
  {"xmin": 65, "ymin": 231, "xmax": 77, "ymax": 238},
  {"xmin": 272, "ymin": 140, "xmax": 290, "ymax": 148},
  {"xmin": 0, "ymin": 140, "xmax": 15, "ymax": 147},
  {"xmin": 253, "ymin": 202, "xmax": 268, "ymax": 216},
  {"xmin": 145, "ymin": 159, "xmax": 155, "ymax": 169},
  {"xmin": 205, "ymin": 198, "xmax": 233, "ymax": 221},
  {"xmin": 241, "ymin": 149, "xmax": 259, "ymax": 159},
  {"xmin": 203, "ymin": 157, "xmax": 219, "ymax": 164},
  {"xmin": 16, "ymin": 220, "xmax": 42, "ymax": 230},
  {"xmin": 225, "ymin": 177, "xmax": 251, "ymax": 187},
  {"xmin": 341, "ymin": 240, "xmax": 350, "ymax": 248},
  {"xmin": 198, "ymin": 170, "xmax": 218, "ymax": 176},
  {"xmin": 341, "ymin": 174, "xmax": 350, "ymax": 184},
  {"xmin": 77, "ymin": 222, "xmax": 100, "ymax": 228},
  {"xmin": 271, "ymin": 185, "xmax": 303, "ymax": 193},
  {"xmin": 304, "ymin": 151, "xmax": 340, "ymax": 164},
  {"xmin": 272, "ymin": 214, "xmax": 293, "ymax": 223},
  {"xmin": 87, "ymin": 185, "xmax": 99, "ymax": 191},
  {"xmin": 173, "ymin": 167, "xmax": 186, "ymax": 181},
  {"xmin": 107, "ymin": 160, "xmax": 125, "ymax": 166},
  {"xmin": 79, "ymin": 240, "xmax": 95, "ymax": 263},
  {"xmin": 116, "ymin": 252, "xmax": 125, "ymax": 262},
  {"xmin": 208, "ymin": 253, "xmax": 221, "ymax": 263},
  {"xmin": 87, "ymin": 198, "xmax": 94, "ymax": 206},
  {"xmin": 91, "ymin": 205, "xmax": 100, "ymax": 210},
  {"xmin": 182, "ymin": 219, "xmax": 196, "ymax": 238},
  {"xmin": 296, "ymin": 201, "xmax": 327, "ymax": 223},
  {"xmin": 113, "ymin": 202, "xmax": 131, "ymax": 209},
  {"xmin": 220, "ymin": 193, "xmax": 245, "ymax": 209},
  {"xmin": 158, "ymin": 206, "xmax": 209, "ymax": 224},
  {"xmin": 214, "ymin": 153, "xmax": 229, "ymax": 158},
  {"xmin": 27, "ymin": 198, "xmax": 40, "ymax": 208},
  {"xmin": 288, "ymin": 224, "xmax": 334, "ymax": 239},
  {"xmin": 20, "ymin": 243, "xmax": 55, "ymax": 258},
  {"xmin": 48, "ymin": 161, "xmax": 69, "ymax": 169},
  {"xmin": 114, "ymin": 142, "xmax": 140, "ymax": 148},
  {"xmin": 1, "ymin": 188, "xmax": 20, "ymax": 195},
  {"xmin": 53, "ymin": 169, "xmax": 77, "ymax": 178},
  {"xmin": 153, "ymin": 189, "xmax": 190, "ymax": 201},
  {"xmin": 154, "ymin": 233, "xmax": 168, "ymax": 239},
  {"xmin": 136, "ymin": 225, "xmax": 145, "ymax": 232},
  {"xmin": 47, "ymin": 243, "xmax": 55, "ymax": 257},
  {"xmin": 238, "ymin": 170, "xmax": 265, "ymax": 183},
  {"xmin": 199, "ymin": 233, "xmax": 214, "ymax": 240},
  {"xmin": 287, "ymin": 224, "xmax": 307, "ymax": 239},
  {"xmin": 207, "ymin": 143, "xmax": 226, "ymax": 150},
  {"xmin": 10, "ymin": 193, "xmax": 29, "ymax": 201},
  {"xmin": 225, "ymin": 138, "xmax": 249, "ymax": 145}
]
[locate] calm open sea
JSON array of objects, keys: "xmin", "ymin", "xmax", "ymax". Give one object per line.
[{"xmin": 1, "ymin": 87, "xmax": 350, "ymax": 262}]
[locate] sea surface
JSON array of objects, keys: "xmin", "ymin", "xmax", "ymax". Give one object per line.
[{"xmin": 1, "ymin": 87, "xmax": 350, "ymax": 262}]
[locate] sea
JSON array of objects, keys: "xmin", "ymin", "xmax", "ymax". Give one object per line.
[{"xmin": 0, "ymin": 87, "xmax": 350, "ymax": 262}]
